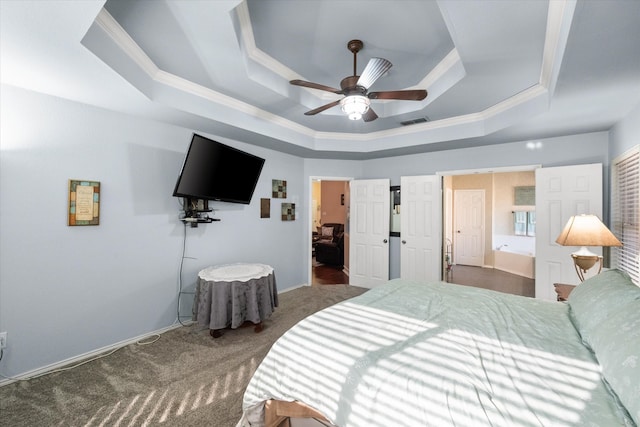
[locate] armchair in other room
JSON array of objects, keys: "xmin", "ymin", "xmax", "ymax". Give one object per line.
[{"xmin": 315, "ymin": 223, "xmax": 345, "ymax": 267}]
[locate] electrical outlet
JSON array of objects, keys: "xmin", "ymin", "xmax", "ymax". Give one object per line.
[{"xmin": 0, "ymin": 332, "xmax": 7, "ymax": 349}]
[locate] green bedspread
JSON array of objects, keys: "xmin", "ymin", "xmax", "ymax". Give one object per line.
[{"xmin": 240, "ymin": 279, "xmax": 635, "ymax": 426}]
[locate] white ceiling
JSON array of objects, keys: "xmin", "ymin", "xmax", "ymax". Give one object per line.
[{"xmin": 2, "ymin": 0, "xmax": 640, "ymax": 159}]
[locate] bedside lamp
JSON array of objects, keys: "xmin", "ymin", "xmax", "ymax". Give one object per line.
[{"xmin": 555, "ymin": 214, "xmax": 622, "ymax": 281}]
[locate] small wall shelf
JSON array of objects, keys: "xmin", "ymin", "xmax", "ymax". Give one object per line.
[{"xmin": 181, "ymin": 197, "xmax": 219, "ymax": 227}]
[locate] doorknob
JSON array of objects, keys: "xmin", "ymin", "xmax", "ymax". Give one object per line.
[
  {"xmin": 402, "ymin": 240, "xmax": 407, "ymax": 244},
  {"xmin": 383, "ymin": 239, "xmax": 388, "ymax": 243},
  {"xmin": 457, "ymin": 230, "xmax": 461, "ymax": 233}
]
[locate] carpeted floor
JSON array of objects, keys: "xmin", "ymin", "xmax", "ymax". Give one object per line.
[{"xmin": 0, "ymin": 285, "xmax": 367, "ymax": 427}]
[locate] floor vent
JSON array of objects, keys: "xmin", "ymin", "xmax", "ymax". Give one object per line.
[{"xmin": 400, "ymin": 116, "xmax": 430, "ymax": 126}]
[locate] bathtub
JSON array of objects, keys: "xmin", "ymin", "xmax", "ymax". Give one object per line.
[{"xmin": 494, "ymin": 249, "xmax": 535, "ymax": 279}]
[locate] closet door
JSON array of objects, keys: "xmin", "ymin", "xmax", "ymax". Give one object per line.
[
  {"xmin": 349, "ymin": 179, "xmax": 390, "ymax": 288},
  {"xmin": 400, "ymin": 175, "xmax": 442, "ymax": 281},
  {"xmin": 535, "ymin": 163, "xmax": 603, "ymax": 300}
]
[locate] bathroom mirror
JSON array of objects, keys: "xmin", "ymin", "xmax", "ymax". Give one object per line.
[{"xmin": 390, "ymin": 186, "xmax": 400, "ymax": 236}]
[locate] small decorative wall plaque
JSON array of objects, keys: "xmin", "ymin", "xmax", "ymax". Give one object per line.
[
  {"xmin": 281, "ymin": 202, "xmax": 295, "ymax": 221},
  {"xmin": 272, "ymin": 179, "xmax": 287, "ymax": 198},
  {"xmin": 260, "ymin": 198, "xmax": 270, "ymax": 218},
  {"xmin": 68, "ymin": 179, "xmax": 100, "ymax": 226},
  {"xmin": 514, "ymin": 186, "xmax": 535, "ymax": 205}
]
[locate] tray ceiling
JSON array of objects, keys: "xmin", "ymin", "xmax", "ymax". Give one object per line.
[{"xmin": 2, "ymin": 0, "xmax": 640, "ymax": 158}]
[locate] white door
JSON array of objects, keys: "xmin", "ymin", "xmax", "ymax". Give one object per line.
[
  {"xmin": 535, "ymin": 163, "xmax": 603, "ymax": 300},
  {"xmin": 454, "ymin": 189, "xmax": 485, "ymax": 266},
  {"xmin": 349, "ymin": 179, "xmax": 390, "ymax": 288},
  {"xmin": 400, "ymin": 175, "xmax": 442, "ymax": 281}
]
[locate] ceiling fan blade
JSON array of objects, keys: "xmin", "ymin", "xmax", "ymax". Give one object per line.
[
  {"xmin": 290, "ymin": 79, "xmax": 342, "ymax": 94},
  {"xmin": 368, "ymin": 89, "xmax": 428, "ymax": 101},
  {"xmin": 362, "ymin": 108, "xmax": 378, "ymax": 122},
  {"xmin": 357, "ymin": 57, "xmax": 392, "ymax": 89},
  {"xmin": 304, "ymin": 100, "xmax": 341, "ymax": 116}
]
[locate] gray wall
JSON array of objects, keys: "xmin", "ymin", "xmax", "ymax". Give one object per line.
[
  {"xmin": 610, "ymin": 102, "xmax": 640, "ymax": 159},
  {"xmin": 0, "ymin": 85, "xmax": 306, "ymax": 378},
  {"xmin": 362, "ymin": 133, "xmax": 609, "ymax": 180}
]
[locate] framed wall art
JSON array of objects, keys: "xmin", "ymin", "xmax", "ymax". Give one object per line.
[
  {"xmin": 260, "ymin": 198, "xmax": 271, "ymax": 218},
  {"xmin": 514, "ymin": 186, "xmax": 535, "ymax": 206},
  {"xmin": 68, "ymin": 179, "xmax": 100, "ymax": 226},
  {"xmin": 281, "ymin": 202, "xmax": 295, "ymax": 221},
  {"xmin": 272, "ymin": 179, "xmax": 287, "ymax": 198}
]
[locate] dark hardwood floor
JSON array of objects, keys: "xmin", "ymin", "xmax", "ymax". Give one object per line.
[
  {"xmin": 312, "ymin": 257, "xmax": 349, "ymax": 285},
  {"xmin": 311, "ymin": 258, "xmax": 534, "ymax": 297},
  {"xmin": 446, "ymin": 264, "xmax": 535, "ymax": 297}
]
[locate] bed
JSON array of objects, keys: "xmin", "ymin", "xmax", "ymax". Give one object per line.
[{"xmin": 237, "ymin": 269, "xmax": 640, "ymax": 427}]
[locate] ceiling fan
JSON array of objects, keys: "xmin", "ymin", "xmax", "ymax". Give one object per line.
[{"xmin": 290, "ymin": 39, "xmax": 428, "ymax": 122}]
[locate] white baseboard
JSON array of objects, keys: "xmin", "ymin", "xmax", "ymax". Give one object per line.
[
  {"xmin": 0, "ymin": 322, "xmax": 185, "ymax": 387},
  {"xmin": 280, "ymin": 283, "xmax": 311, "ymax": 293}
]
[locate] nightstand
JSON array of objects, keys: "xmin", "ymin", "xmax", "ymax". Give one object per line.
[{"xmin": 554, "ymin": 283, "xmax": 577, "ymax": 302}]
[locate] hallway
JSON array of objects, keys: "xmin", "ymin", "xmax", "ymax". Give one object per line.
[{"xmin": 312, "ymin": 257, "xmax": 349, "ymax": 285}]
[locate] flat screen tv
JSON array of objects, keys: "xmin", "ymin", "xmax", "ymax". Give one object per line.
[{"xmin": 173, "ymin": 134, "xmax": 265, "ymax": 204}]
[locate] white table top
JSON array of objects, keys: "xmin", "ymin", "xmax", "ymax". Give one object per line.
[{"xmin": 198, "ymin": 263, "xmax": 273, "ymax": 282}]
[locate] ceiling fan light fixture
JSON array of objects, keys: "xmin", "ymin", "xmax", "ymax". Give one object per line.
[
  {"xmin": 290, "ymin": 39, "xmax": 427, "ymax": 121},
  {"xmin": 340, "ymin": 95, "xmax": 370, "ymax": 120}
]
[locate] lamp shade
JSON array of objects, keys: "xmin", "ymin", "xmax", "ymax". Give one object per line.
[{"xmin": 555, "ymin": 214, "xmax": 622, "ymax": 247}]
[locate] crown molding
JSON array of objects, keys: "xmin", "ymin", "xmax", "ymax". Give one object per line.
[
  {"xmin": 540, "ymin": 0, "xmax": 577, "ymax": 95},
  {"xmin": 94, "ymin": 8, "xmax": 158, "ymax": 78},
  {"xmin": 86, "ymin": 1, "xmax": 576, "ymax": 154}
]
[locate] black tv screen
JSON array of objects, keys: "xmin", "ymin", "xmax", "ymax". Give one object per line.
[{"xmin": 173, "ymin": 134, "xmax": 265, "ymax": 204}]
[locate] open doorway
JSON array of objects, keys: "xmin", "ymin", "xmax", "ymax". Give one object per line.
[
  {"xmin": 441, "ymin": 168, "xmax": 536, "ymax": 297},
  {"xmin": 310, "ymin": 178, "xmax": 350, "ymax": 285}
]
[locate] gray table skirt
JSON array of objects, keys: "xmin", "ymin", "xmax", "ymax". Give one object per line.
[{"xmin": 193, "ymin": 272, "xmax": 278, "ymax": 330}]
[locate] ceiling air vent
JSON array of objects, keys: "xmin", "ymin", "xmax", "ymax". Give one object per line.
[{"xmin": 400, "ymin": 116, "xmax": 430, "ymax": 126}]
